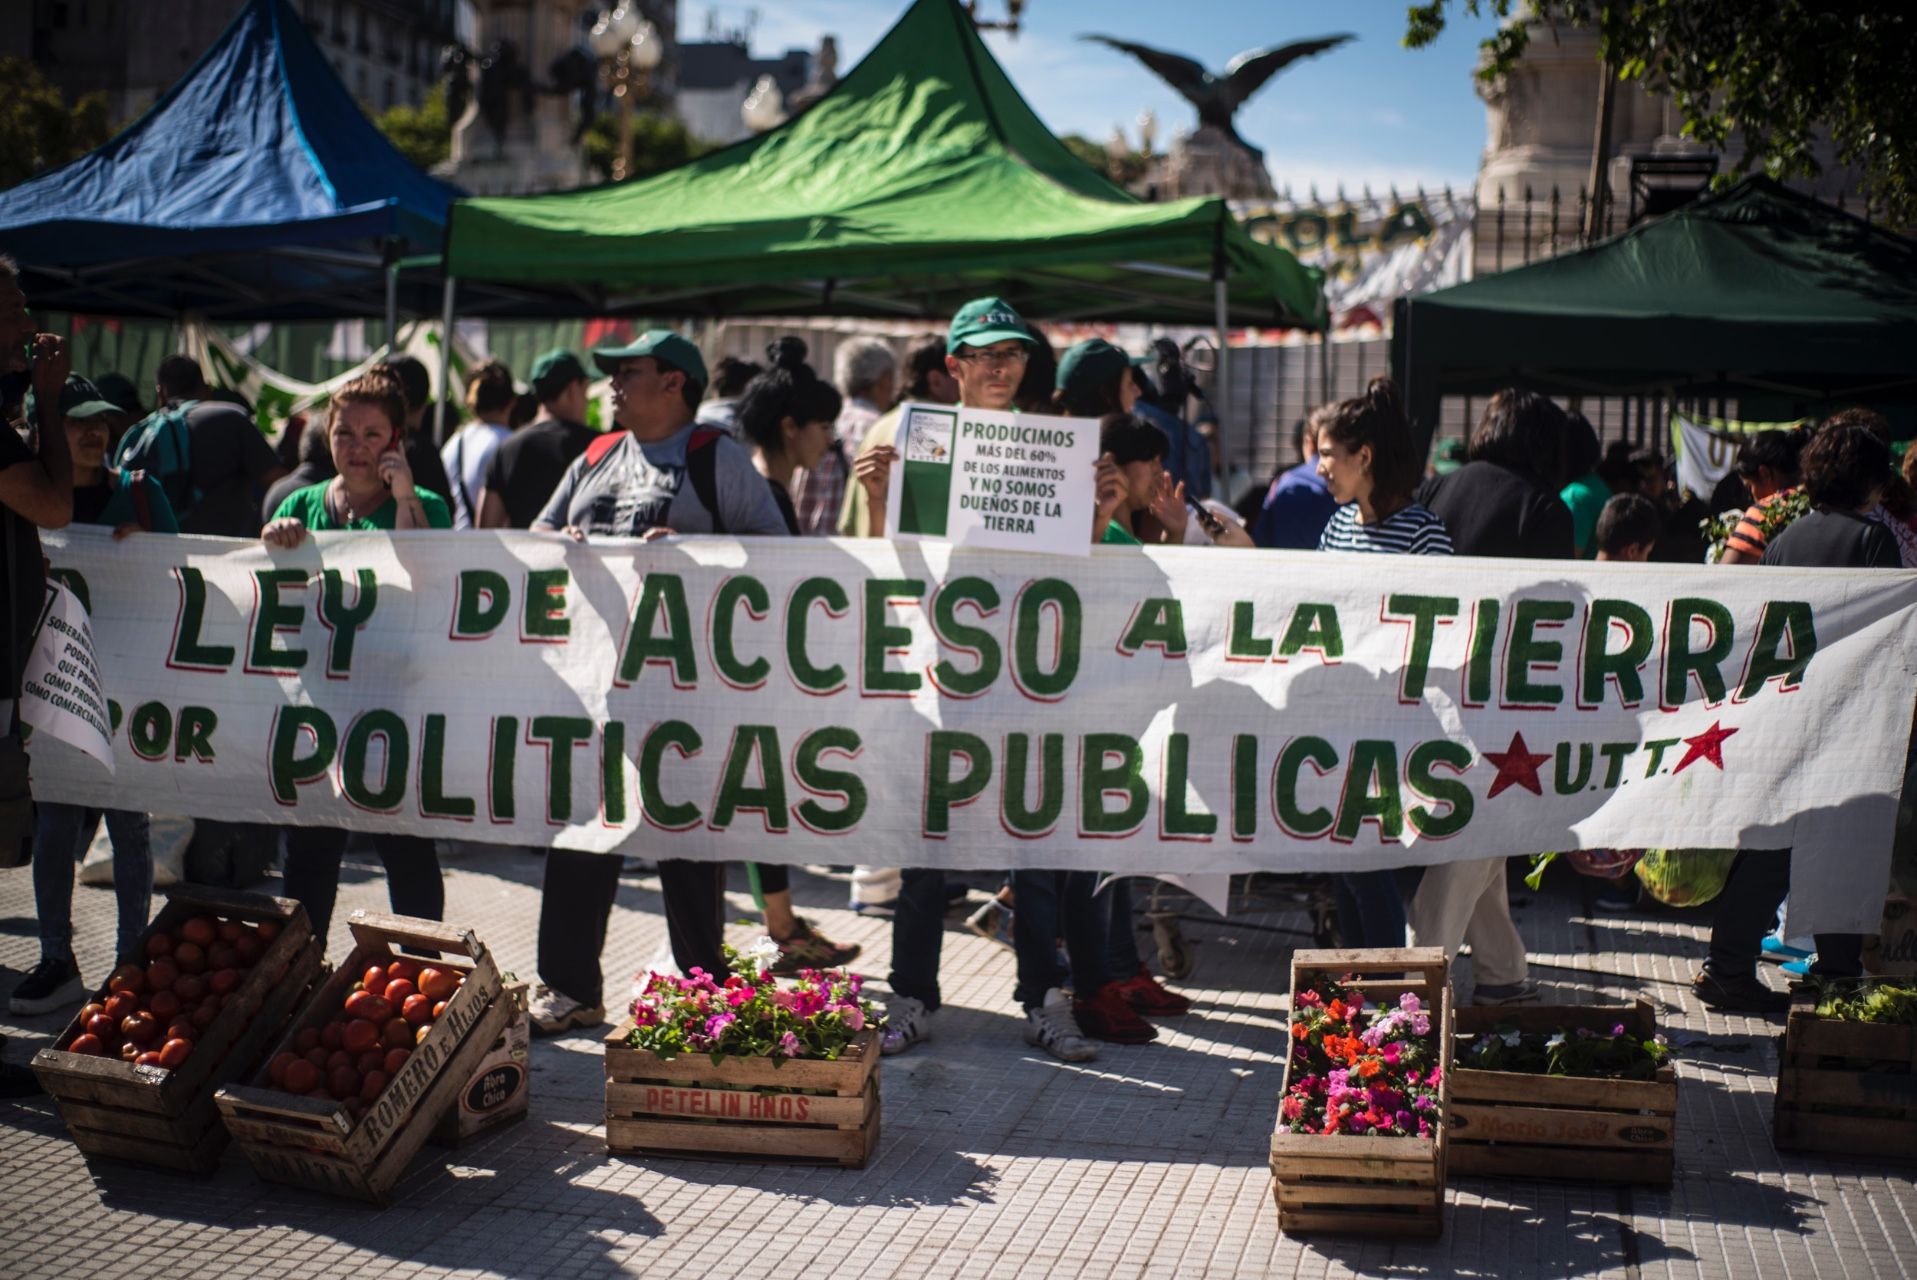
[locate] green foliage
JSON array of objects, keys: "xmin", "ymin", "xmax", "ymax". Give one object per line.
[
  {"xmin": 1061, "ymin": 133, "xmax": 1150, "ymax": 187},
  {"xmin": 373, "ymin": 83, "xmax": 452, "ymax": 172},
  {"xmin": 581, "ymin": 112, "xmax": 714, "ymax": 183},
  {"xmin": 1401, "ymin": 3, "xmax": 1916, "ymax": 225},
  {"xmin": 0, "ymin": 56, "xmax": 113, "ymax": 190},
  {"xmin": 1813, "ymin": 977, "xmax": 1917, "ymax": 1025},
  {"xmin": 1460, "ymin": 1020, "xmax": 1673, "ymax": 1080}
]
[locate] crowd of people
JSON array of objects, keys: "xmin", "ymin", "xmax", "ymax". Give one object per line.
[{"xmin": 2, "ymin": 254, "xmax": 1913, "ymax": 1087}]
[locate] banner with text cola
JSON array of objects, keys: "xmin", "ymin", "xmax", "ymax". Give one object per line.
[{"xmin": 32, "ymin": 528, "xmax": 1917, "ymax": 933}]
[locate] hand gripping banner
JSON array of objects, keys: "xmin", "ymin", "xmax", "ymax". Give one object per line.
[{"xmin": 33, "ymin": 529, "xmax": 1917, "ymax": 934}]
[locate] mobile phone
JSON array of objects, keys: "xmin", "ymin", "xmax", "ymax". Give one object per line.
[{"xmin": 1187, "ymin": 498, "xmax": 1227, "ymax": 540}]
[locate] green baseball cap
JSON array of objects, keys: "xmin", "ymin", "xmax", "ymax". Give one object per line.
[
  {"xmin": 591, "ymin": 330, "xmax": 708, "ymax": 394},
  {"xmin": 29, "ymin": 374, "xmax": 121, "ymax": 424},
  {"xmin": 947, "ymin": 296, "xmax": 1032, "ymax": 353},
  {"xmin": 1055, "ymin": 338, "xmax": 1130, "ymax": 398},
  {"xmin": 528, "ymin": 349, "xmax": 589, "ymax": 399}
]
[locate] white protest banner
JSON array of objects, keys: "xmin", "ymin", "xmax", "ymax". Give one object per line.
[
  {"xmin": 1232, "ymin": 192, "xmax": 1475, "ymax": 320},
  {"xmin": 887, "ymin": 403, "xmax": 1097, "ymax": 556},
  {"xmin": 18, "ymin": 582, "xmax": 115, "ymax": 773},
  {"xmin": 29, "ymin": 528, "xmax": 1917, "ymax": 934},
  {"xmin": 1670, "ymin": 411, "xmax": 1809, "ymax": 503}
]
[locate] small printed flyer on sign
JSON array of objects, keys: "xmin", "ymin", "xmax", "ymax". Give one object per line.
[{"xmin": 886, "ymin": 403, "xmax": 1098, "ymax": 556}]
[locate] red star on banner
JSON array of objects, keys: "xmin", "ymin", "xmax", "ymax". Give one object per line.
[
  {"xmin": 1672, "ymin": 721, "xmax": 1739, "ymax": 774},
  {"xmin": 1483, "ymin": 731, "xmax": 1551, "ymax": 799}
]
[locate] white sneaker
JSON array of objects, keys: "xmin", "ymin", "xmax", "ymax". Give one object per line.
[
  {"xmin": 880, "ymin": 994, "xmax": 932, "ymax": 1056},
  {"xmin": 527, "ymin": 984, "xmax": 605, "ymax": 1037},
  {"xmin": 1024, "ymin": 988, "xmax": 1097, "ymax": 1062}
]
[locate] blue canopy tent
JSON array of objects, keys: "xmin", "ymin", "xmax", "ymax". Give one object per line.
[{"xmin": 0, "ymin": 0, "xmax": 462, "ymax": 325}]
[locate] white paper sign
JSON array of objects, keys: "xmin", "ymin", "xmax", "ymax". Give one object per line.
[
  {"xmin": 19, "ymin": 581, "xmax": 115, "ymax": 773},
  {"xmin": 887, "ymin": 403, "xmax": 1098, "ymax": 556}
]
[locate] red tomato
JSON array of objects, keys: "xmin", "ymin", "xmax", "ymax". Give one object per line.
[
  {"xmin": 417, "ymin": 967, "xmax": 459, "ymax": 1002},
  {"xmin": 85, "ymin": 1012, "xmax": 116, "ymax": 1039},
  {"xmin": 173, "ymin": 972, "xmax": 207, "ymax": 1002},
  {"xmin": 143, "ymin": 932, "xmax": 174, "ymax": 959},
  {"xmin": 145, "ymin": 957, "xmax": 179, "ymax": 992},
  {"xmin": 381, "ymin": 1018, "xmax": 414, "ymax": 1049},
  {"xmin": 320, "ymin": 1020, "xmax": 345, "ymax": 1051},
  {"xmin": 342, "ymin": 991, "xmax": 392, "ymax": 1024},
  {"xmin": 208, "ymin": 968, "xmax": 240, "ymax": 995},
  {"xmin": 218, "ymin": 919, "xmax": 245, "ymax": 943},
  {"xmin": 69, "ymin": 1033, "xmax": 104, "ymax": 1056},
  {"xmin": 172, "ymin": 941, "xmax": 206, "ymax": 975},
  {"xmin": 401, "ymin": 994, "xmax": 434, "ymax": 1026},
  {"xmin": 103, "ymin": 990, "xmax": 139, "ymax": 1022},
  {"xmin": 234, "ymin": 933, "xmax": 265, "ymax": 965},
  {"xmin": 382, "ymin": 1047, "xmax": 411, "ymax": 1074},
  {"xmin": 257, "ymin": 920, "xmax": 281, "ymax": 943},
  {"xmin": 119, "ymin": 1041, "xmax": 142, "ymax": 1061},
  {"xmin": 135, "ymin": 1051, "xmax": 163, "ymax": 1067},
  {"xmin": 385, "ymin": 958, "xmax": 422, "ymax": 985},
  {"xmin": 268, "ymin": 1052, "xmax": 298, "ymax": 1086},
  {"xmin": 325, "ymin": 1049, "xmax": 353, "ymax": 1072},
  {"xmin": 282, "ymin": 1057, "xmax": 321, "ymax": 1094},
  {"xmin": 354, "ymin": 1049, "xmax": 385, "ymax": 1074},
  {"xmin": 432, "ymin": 1001, "xmax": 448, "ymax": 1020},
  {"xmin": 79, "ymin": 1000, "xmax": 106, "ymax": 1022},
  {"xmin": 303, "ymin": 1046, "xmax": 330, "ymax": 1068},
  {"xmin": 360, "ymin": 966, "xmax": 389, "ymax": 996},
  {"xmin": 345, "ymin": 1095, "xmax": 370, "ymax": 1118},
  {"xmin": 180, "ymin": 916, "xmax": 217, "ymax": 947},
  {"xmin": 293, "ymin": 1026, "xmax": 322, "ymax": 1053},
  {"xmin": 207, "ymin": 943, "xmax": 241, "ymax": 970},
  {"xmin": 107, "ymin": 964, "xmax": 147, "ymax": 997},
  {"xmin": 415, "ymin": 1024, "xmax": 432, "ymax": 1045},
  {"xmin": 121, "ymin": 1012, "xmax": 161, "ymax": 1045},
  {"xmin": 341, "ymin": 1019, "xmax": 381, "ymax": 1055},
  {"xmin": 328, "ymin": 1065, "xmax": 362, "ymax": 1098},
  {"xmin": 147, "ymin": 989, "xmax": 183, "ymax": 1022},
  {"xmin": 358, "ymin": 1069, "xmax": 390, "ymax": 1101},
  {"xmin": 157, "ymin": 1038, "xmax": 192, "ymax": 1069},
  {"xmin": 380, "ymin": 978, "xmax": 417, "ymax": 1006},
  {"xmin": 190, "ymin": 1002, "xmax": 220, "ymax": 1030},
  {"xmin": 166, "ymin": 1018, "xmax": 198, "ymax": 1043}
]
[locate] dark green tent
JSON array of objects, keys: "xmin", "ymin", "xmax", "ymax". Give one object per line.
[
  {"xmin": 1393, "ymin": 178, "xmax": 1917, "ymax": 449},
  {"xmin": 444, "ymin": 0, "xmax": 1320, "ymax": 328}
]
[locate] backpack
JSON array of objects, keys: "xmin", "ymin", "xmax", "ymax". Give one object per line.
[
  {"xmin": 115, "ymin": 401, "xmax": 199, "ymax": 515},
  {"xmin": 578, "ymin": 427, "xmax": 728, "ymax": 533}
]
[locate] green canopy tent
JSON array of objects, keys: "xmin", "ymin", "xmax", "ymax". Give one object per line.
[
  {"xmin": 446, "ymin": 0, "xmax": 1319, "ymax": 328},
  {"xmin": 1392, "ymin": 178, "xmax": 1917, "ymax": 455}
]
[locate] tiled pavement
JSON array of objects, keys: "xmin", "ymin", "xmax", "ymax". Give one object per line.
[{"xmin": 2, "ymin": 848, "xmax": 1912, "ymax": 1279}]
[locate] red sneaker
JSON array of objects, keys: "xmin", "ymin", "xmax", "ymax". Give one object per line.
[
  {"xmin": 1073, "ymin": 982, "xmax": 1158, "ymax": 1045},
  {"xmin": 1114, "ymin": 965, "xmax": 1191, "ymax": 1017}
]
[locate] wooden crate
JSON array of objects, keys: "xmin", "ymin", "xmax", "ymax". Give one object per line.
[
  {"xmin": 431, "ymin": 980, "xmax": 531, "ymax": 1146},
  {"xmin": 1270, "ymin": 948, "xmax": 1452, "ymax": 1238},
  {"xmin": 605, "ymin": 1022, "xmax": 879, "ymax": 1168},
  {"xmin": 31, "ymin": 886, "xmax": 322, "ymax": 1175},
  {"xmin": 214, "ymin": 911, "xmax": 512, "ymax": 1203},
  {"xmin": 1773, "ymin": 988, "xmax": 1917, "ymax": 1162},
  {"xmin": 1448, "ymin": 999, "xmax": 1677, "ymax": 1185}
]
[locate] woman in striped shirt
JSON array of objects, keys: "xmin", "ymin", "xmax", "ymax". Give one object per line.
[{"xmin": 1312, "ymin": 377, "xmax": 1447, "ymax": 947}]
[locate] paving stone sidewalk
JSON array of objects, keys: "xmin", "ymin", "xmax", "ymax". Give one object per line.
[{"xmin": 2, "ymin": 849, "xmax": 1911, "ymax": 1279}]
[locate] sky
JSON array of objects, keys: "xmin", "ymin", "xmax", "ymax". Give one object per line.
[{"xmin": 720, "ymin": 0, "xmax": 1505, "ymax": 198}]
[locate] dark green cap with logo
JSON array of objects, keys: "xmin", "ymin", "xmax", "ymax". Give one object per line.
[
  {"xmin": 529, "ymin": 349, "xmax": 589, "ymax": 399},
  {"xmin": 947, "ymin": 296, "xmax": 1032, "ymax": 353},
  {"xmin": 591, "ymin": 330, "xmax": 708, "ymax": 395},
  {"xmin": 1055, "ymin": 338, "xmax": 1130, "ymax": 398},
  {"xmin": 25, "ymin": 373, "xmax": 121, "ymax": 425}
]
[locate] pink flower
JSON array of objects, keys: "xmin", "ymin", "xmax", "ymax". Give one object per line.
[
  {"xmin": 843, "ymin": 1005, "xmax": 865, "ymax": 1031},
  {"xmin": 778, "ymin": 1031, "xmax": 802, "ymax": 1057}
]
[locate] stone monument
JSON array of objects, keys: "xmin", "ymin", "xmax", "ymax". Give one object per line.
[{"xmin": 441, "ymin": 0, "xmax": 595, "ymax": 196}]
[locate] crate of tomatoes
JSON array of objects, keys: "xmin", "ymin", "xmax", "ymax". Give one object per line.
[
  {"xmin": 213, "ymin": 909, "xmax": 512, "ymax": 1203},
  {"xmin": 31, "ymin": 887, "xmax": 324, "ymax": 1174}
]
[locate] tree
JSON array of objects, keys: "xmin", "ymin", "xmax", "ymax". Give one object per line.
[
  {"xmin": 0, "ymin": 57, "xmax": 112, "ymax": 190},
  {"xmin": 1403, "ymin": 3, "xmax": 1916, "ymax": 225},
  {"xmin": 580, "ymin": 112, "xmax": 713, "ymax": 183},
  {"xmin": 1060, "ymin": 133, "xmax": 1151, "ymax": 188},
  {"xmin": 374, "ymin": 83, "xmax": 453, "ymax": 172}
]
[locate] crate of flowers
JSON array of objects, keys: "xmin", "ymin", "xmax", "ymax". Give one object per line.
[
  {"xmin": 1270, "ymin": 948, "xmax": 1451, "ymax": 1238},
  {"xmin": 604, "ymin": 940, "xmax": 880, "ymax": 1168},
  {"xmin": 1449, "ymin": 999, "xmax": 1676, "ymax": 1185},
  {"xmin": 1773, "ymin": 978, "xmax": 1917, "ymax": 1161}
]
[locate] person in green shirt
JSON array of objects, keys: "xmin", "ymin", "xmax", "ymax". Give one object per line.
[
  {"xmin": 262, "ymin": 364, "xmax": 450, "ymax": 548},
  {"xmin": 1558, "ymin": 411, "xmax": 1609, "ymax": 558}
]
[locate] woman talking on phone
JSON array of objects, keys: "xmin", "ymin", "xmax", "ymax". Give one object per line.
[
  {"xmin": 260, "ymin": 365, "xmax": 451, "ymax": 945},
  {"xmin": 262, "ymin": 364, "xmax": 450, "ymax": 544}
]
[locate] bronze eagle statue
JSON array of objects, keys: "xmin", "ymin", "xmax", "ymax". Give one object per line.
[{"xmin": 1081, "ymin": 34, "xmax": 1355, "ymax": 149}]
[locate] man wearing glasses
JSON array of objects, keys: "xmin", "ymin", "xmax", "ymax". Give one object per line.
[
  {"xmin": 873, "ymin": 297, "xmax": 1142, "ymax": 1064},
  {"xmin": 523, "ymin": 330, "xmax": 785, "ymax": 1037}
]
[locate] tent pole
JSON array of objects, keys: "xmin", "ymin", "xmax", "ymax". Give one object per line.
[
  {"xmin": 1212, "ymin": 277, "xmax": 1230, "ymax": 495},
  {"xmin": 384, "ymin": 262, "xmax": 399, "ymax": 352},
  {"xmin": 437, "ymin": 275, "xmax": 457, "ymax": 448}
]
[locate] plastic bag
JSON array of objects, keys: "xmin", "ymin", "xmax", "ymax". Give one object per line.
[{"xmin": 1634, "ymin": 848, "xmax": 1738, "ymax": 907}]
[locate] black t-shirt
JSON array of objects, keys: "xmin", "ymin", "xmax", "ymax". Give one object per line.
[
  {"xmin": 1417, "ymin": 461, "xmax": 1575, "ymax": 560},
  {"xmin": 0, "ymin": 428, "xmax": 44, "ymax": 699},
  {"xmin": 170, "ymin": 401, "xmax": 283, "ymax": 538},
  {"xmin": 73, "ymin": 481, "xmax": 112, "ymax": 526},
  {"xmin": 1762, "ymin": 509, "xmax": 1902, "ymax": 569},
  {"xmin": 405, "ymin": 430, "xmax": 452, "ymax": 505},
  {"xmin": 261, "ymin": 460, "xmax": 334, "ymax": 526},
  {"xmin": 483, "ymin": 417, "xmax": 597, "ymax": 529}
]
